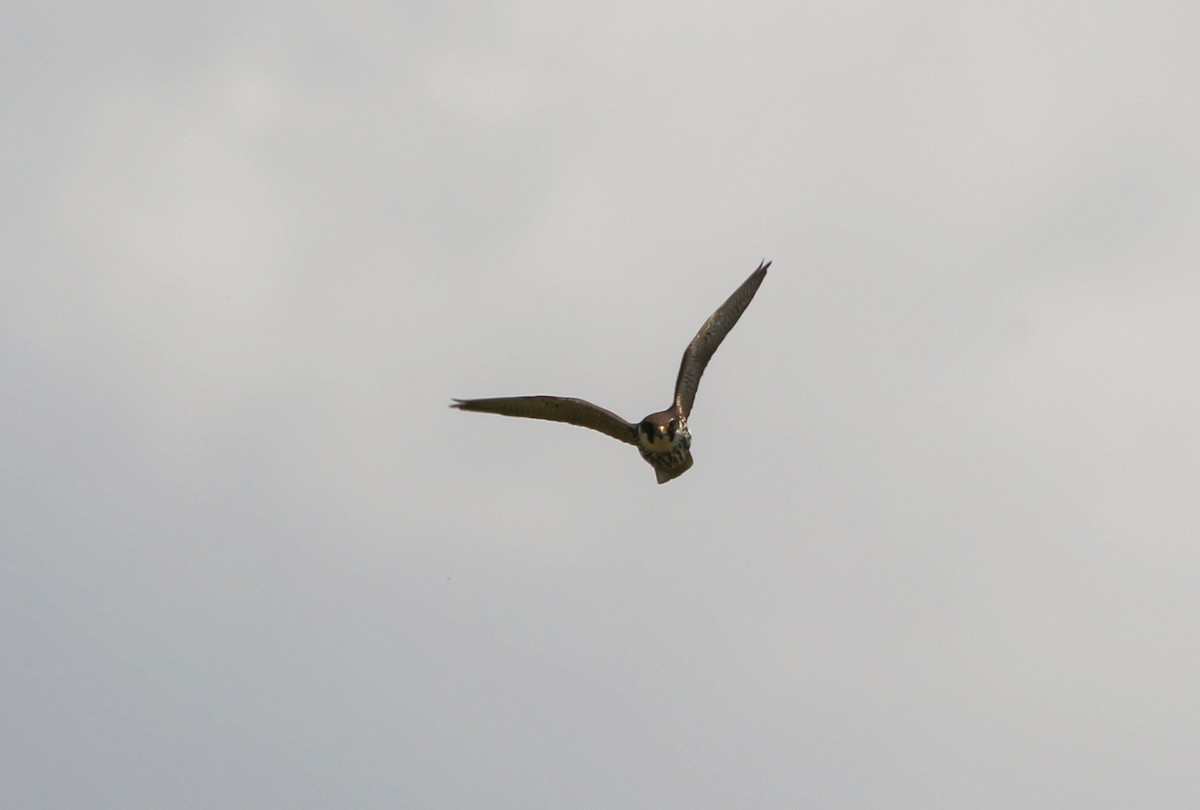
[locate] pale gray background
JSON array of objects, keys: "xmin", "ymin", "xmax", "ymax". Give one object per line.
[{"xmin": 4, "ymin": 2, "xmax": 1199, "ymax": 808}]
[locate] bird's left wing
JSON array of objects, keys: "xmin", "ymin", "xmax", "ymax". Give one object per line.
[
  {"xmin": 672, "ymin": 260, "xmax": 770, "ymax": 418},
  {"xmin": 451, "ymin": 396, "xmax": 639, "ymax": 446}
]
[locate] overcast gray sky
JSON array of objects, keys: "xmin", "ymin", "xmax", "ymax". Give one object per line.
[{"xmin": 5, "ymin": 2, "xmax": 1200, "ymax": 808}]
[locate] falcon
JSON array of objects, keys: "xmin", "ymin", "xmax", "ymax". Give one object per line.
[{"xmin": 452, "ymin": 260, "xmax": 770, "ymax": 484}]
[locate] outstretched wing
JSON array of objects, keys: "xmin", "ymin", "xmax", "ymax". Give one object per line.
[
  {"xmin": 673, "ymin": 260, "xmax": 770, "ymax": 418},
  {"xmin": 451, "ymin": 396, "xmax": 638, "ymax": 446}
]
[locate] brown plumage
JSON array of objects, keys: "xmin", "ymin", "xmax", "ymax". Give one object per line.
[{"xmin": 452, "ymin": 260, "xmax": 770, "ymax": 483}]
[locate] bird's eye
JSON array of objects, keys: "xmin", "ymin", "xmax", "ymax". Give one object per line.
[{"xmin": 667, "ymin": 419, "xmax": 678, "ymax": 439}]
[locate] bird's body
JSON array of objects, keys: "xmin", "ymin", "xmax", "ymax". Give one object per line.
[
  {"xmin": 453, "ymin": 261, "xmax": 770, "ymax": 484},
  {"xmin": 635, "ymin": 408, "xmax": 693, "ymax": 484}
]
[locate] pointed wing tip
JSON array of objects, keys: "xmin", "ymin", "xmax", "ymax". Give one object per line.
[{"xmin": 757, "ymin": 259, "xmax": 772, "ymax": 274}]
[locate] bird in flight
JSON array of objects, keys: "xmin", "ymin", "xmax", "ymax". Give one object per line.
[{"xmin": 452, "ymin": 260, "xmax": 770, "ymax": 484}]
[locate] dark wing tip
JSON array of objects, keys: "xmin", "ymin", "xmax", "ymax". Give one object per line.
[{"xmin": 757, "ymin": 259, "xmax": 772, "ymax": 274}]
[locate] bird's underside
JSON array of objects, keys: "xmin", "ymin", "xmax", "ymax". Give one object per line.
[{"xmin": 452, "ymin": 260, "xmax": 770, "ymax": 483}]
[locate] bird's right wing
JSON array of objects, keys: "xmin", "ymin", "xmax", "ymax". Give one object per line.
[{"xmin": 451, "ymin": 396, "xmax": 638, "ymax": 446}]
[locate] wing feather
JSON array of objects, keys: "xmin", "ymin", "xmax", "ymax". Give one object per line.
[
  {"xmin": 451, "ymin": 396, "xmax": 638, "ymax": 446},
  {"xmin": 673, "ymin": 260, "xmax": 770, "ymax": 417}
]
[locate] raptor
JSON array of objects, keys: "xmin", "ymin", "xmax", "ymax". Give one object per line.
[{"xmin": 452, "ymin": 260, "xmax": 770, "ymax": 483}]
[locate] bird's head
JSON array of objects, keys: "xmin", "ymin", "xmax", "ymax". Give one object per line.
[{"xmin": 637, "ymin": 410, "xmax": 689, "ymax": 452}]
